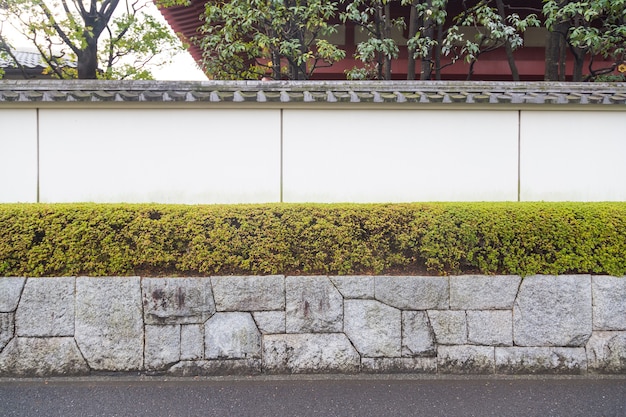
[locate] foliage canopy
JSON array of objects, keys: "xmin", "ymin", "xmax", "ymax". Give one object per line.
[
  {"xmin": 1, "ymin": 0, "xmax": 183, "ymax": 79},
  {"xmin": 169, "ymin": 0, "xmax": 625, "ymax": 81}
]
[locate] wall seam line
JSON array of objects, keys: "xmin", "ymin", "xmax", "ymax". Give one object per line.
[
  {"xmin": 280, "ymin": 108, "xmax": 284, "ymax": 203},
  {"xmin": 517, "ymin": 110, "xmax": 521, "ymax": 202},
  {"xmin": 36, "ymin": 108, "xmax": 40, "ymax": 203}
]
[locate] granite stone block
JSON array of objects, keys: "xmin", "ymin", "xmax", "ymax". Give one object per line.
[
  {"xmin": 142, "ymin": 277, "xmax": 215, "ymax": 325},
  {"xmin": 16, "ymin": 277, "xmax": 74, "ymax": 337},
  {"xmin": 438, "ymin": 345, "xmax": 495, "ymax": 374},
  {"xmin": 212, "ymin": 275, "xmax": 284, "ymax": 312},
  {"xmin": 168, "ymin": 359, "xmax": 262, "ymax": 376},
  {"xmin": 75, "ymin": 277, "xmax": 144, "ymax": 371},
  {"xmin": 0, "ymin": 313, "xmax": 14, "ymax": 352},
  {"xmin": 253, "ymin": 311, "xmax": 285, "ymax": 334},
  {"xmin": 514, "ymin": 275, "xmax": 592, "ymax": 347},
  {"xmin": 0, "ymin": 278, "xmax": 25, "ymax": 312},
  {"xmin": 0, "ymin": 337, "xmax": 89, "ymax": 377},
  {"xmin": 495, "ymin": 347, "xmax": 587, "ymax": 374},
  {"xmin": 181, "ymin": 324, "xmax": 204, "ymax": 360},
  {"xmin": 344, "ymin": 299, "xmax": 401, "ymax": 358},
  {"xmin": 145, "ymin": 324, "xmax": 181, "ymax": 370},
  {"xmin": 429, "ymin": 310, "xmax": 467, "ymax": 345},
  {"xmin": 286, "ymin": 276, "xmax": 343, "ymax": 333},
  {"xmin": 361, "ymin": 357, "xmax": 437, "ymax": 374},
  {"xmin": 375, "ymin": 276, "xmax": 448, "ymax": 310},
  {"xmin": 263, "ymin": 333, "xmax": 360, "ymax": 374},
  {"xmin": 467, "ymin": 310, "xmax": 513, "ymax": 346},
  {"xmin": 330, "ymin": 276, "xmax": 375, "ymax": 299},
  {"xmin": 592, "ymin": 276, "xmax": 626, "ymax": 331},
  {"xmin": 450, "ymin": 275, "xmax": 520, "ymax": 310},
  {"xmin": 205, "ymin": 312, "xmax": 261, "ymax": 359},
  {"xmin": 586, "ymin": 331, "xmax": 626, "ymax": 373},
  {"xmin": 401, "ymin": 311, "xmax": 436, "ymax": 357}
]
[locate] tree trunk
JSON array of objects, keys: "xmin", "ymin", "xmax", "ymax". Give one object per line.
[
  {"xmin": 435, "ymin": 23, "xmax": 442, "ymax": 80},
  {"xmin": 406, "ymin": 3, "xmax": 418, "ymax": 80},
  {"xmin": 419, "ymin": 0, "xmax": 434, "ymax": 80},
  {"xmin": 77, "ymin": 38, "xmax": 99, "ymax": 79},
  {"xmin": 272, "ymin": 50, "xmax": 281, "ymax": 80},
  {"xmin": 571, "ymin": 46, "xmax": 585, "ymax": 82},
  {"xmin": 545, "ymin": 22, "xmax": 569, "ymax": 81},
  {"xmin": 495, "ymin": 0, "xmax": 519, "ymax": 81},
  {"xmin": 383, "ymin": 2, "xmax": 392, "ymax": 80},
  {"xmin": 420, "ymin": 21, "xmax": 434, "ymax": 80}
]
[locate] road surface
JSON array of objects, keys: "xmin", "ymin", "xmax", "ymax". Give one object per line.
[{"xmin": 1, "ymin": 375, "xmax": 625, "ymax": 417}]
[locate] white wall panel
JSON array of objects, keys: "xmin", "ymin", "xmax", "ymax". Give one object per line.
[
  {"xmin": 0, "ymin": 109, "xmax": 38, "ymax": 203},
  {"xmin": 283, "ymin": 110, "xmax": 519, "ymax": 202},
  {"xmin": 520, "ymin": 111, "xmax": 626, "ymax": 201},
  {"xmin": 39, "ymin": 109, "xmax": 281, "ymax": 203}
]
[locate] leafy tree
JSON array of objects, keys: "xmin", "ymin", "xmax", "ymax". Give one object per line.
[
  {"xmin": 543, "ymin": 0, "xmax": 626, "ymax": 81},
  {"xmin": 340, "ymin": 0, "xmax": 408, "ymax": 80},
  {"xmin": 406, "ymin": 0, "xmax": 447, "ymax": 79},
  {"xmin": 197, "ymin": 0, "xmax": 345, "ymax": 80},
  {"xmin": 406, "ymin": 0, "xmax": 538, "ymax": 80},
  {"xmin": 1, "ymin": 0, "xmax": 182, "ymax": 79},
  {"xmin": 0, "ymin": 33, "xmax": 8, "ymax": 79}
]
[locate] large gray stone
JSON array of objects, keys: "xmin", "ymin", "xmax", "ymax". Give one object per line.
[
  {"xmin": 513, "ymin": 275, "xmax": 592, "ymax": 347},
  {"xmin": 168, "ymin": 359, "xmax": 262, "ymax": 376},
  {"xmin": 592, "ymin": 276, "xmax": 626, "ymax": 330},
  {"xmin": 204, "ymin": 312, "xmax": 261, "ymax": 359},
  {"xmin": 253, "ymin": 311, "xmax": 285, "ymax": 334},
  {"xmin": 330, "ymin": 276, "xmax": 375, "ymax": 299},
  {"xmin": 0, "ymin": 278, "xmax": 25, "ymax": 312},
  {"xmin": 467, "ymin": 310, "xmax": 512, "ymax": 346},
  {"xmin": 438, "ymin": 345, "xmax": 495, "ymax": 374},
  {"xmin": 144, "ymin": 325, "xmax": 181, "ymax": 371},
  {"xmin": 586, "ymin": 331, "xmax": 626, "ymax": 373},
  {"xmin": 428, "ymin": 310, "xmax": 467, "ymax": 345},
  {"xmin": 0, "ymin": 313, "xmax": 14, "ymax": 352},
  {"xmin": 16, "ymin": 277, "xmax": 74, "ymax": 337},
  {"xmin": 0, "ymin": 337, "xmax": 89, "ymax": 376},
  {"xmin": 361, "ymin": 357, "xmax": 437, "ymax": 374},
  {"xmin": 286, "ymin": 276, "xmax": 343, "ymax": 333},
  {"xmin": 142, "ymin": 277, "xmax": 215, "ymax": 325},
  {"xmin": 181, "ymin": 324, "xmax": 203, "ymax": 360},
  {"xmin": 401, "ymin": 311, "xmax": 436, "ymax": 357},
  {"xmin": 495, "ymin": 347, "xmax": 587, "ymax": 374},
  {"xmin": 74, "ymin": 277, "xmax": 144, "ymax": 371},
  {"xmin": 344, "ymin": 300, "xmax": 401, "ymax": 358},
  {"xmin": 263, "ymin": 333, "xmax": 360, "ymax": 374},
  {"xmin": 375, "ymin": 276, "xmax": 448, "ymax": 310},
  {"xmin": 212, "ymin": 275, "xmax": 284, "ymax": 312},
  {"xmin": 450, "ymin": 275, "xmax": 521, "ymax": 309}
]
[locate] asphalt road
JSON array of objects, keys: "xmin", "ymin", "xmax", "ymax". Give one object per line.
[{"xmin": 1, "ymin": 375, "xmax": 625, "ymax": 417}]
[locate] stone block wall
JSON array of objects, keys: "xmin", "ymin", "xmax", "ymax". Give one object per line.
[{"xmin": 1, "ymin": 275, "xmax": 625, "ymax": 377}]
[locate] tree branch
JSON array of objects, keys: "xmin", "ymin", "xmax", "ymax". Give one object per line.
[{"xmin": 36, "ymin": 1, "xmax": 80, "ymax": 55}]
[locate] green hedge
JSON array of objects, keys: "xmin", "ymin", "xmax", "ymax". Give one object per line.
[{"xmin": 0, "ymin": 203, "xmax": 625, "ymax": 277}]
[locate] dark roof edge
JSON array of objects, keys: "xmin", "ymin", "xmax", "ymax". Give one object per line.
[
  {"xmin": 1, "ymin": 80, "xmax": 625, "ymax": 105},
  {"xmin": 2, "ymin": 79, "xmax": 626, "ymax": 92}
]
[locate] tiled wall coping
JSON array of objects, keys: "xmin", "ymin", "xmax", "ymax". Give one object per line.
[{"xmin": 1, "ymin": 80, "xmax": 625, "ymax": 106}]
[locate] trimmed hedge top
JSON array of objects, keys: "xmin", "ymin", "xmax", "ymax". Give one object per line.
[{"xmin": 0, "ymin": 203, "xmax": 625, "ymax": 277}]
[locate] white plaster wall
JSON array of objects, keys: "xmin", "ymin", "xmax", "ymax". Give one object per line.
[
  {"xmin": 520, "ymin": 111, "xmax": 626, "ymax": 201},
  {"xmin": 38, "ymin": 109, "xmax": 281, "ymax": 203},
  {"xmin": 2, "ymin": 106, "xmax": 624, "ymax": 204},
  {"xmin": 282, "ymin": 109, "xmax": 519, "ymax": 202},
  {"xmin": 0, "ymin": 109, "xmax": 38, "ymax": 203}
]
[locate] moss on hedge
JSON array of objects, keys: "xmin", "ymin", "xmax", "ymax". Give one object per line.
[{"xmin": 0, "ymin": 203, "xmax": 624, "ymax": 277}]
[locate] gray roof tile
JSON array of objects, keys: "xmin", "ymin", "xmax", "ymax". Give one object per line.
[
  {"xmin": 0, "ymin": 80, "xmax": 625, "ymax": 106},
  {"xmin": 0, "ymin": 50, "xmax": 76, "ymax": 69}
]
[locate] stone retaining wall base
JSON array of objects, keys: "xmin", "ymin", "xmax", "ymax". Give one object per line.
[{"xmin": 0, "ymin": 275, "xmax": 625, "ymax": 377}]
